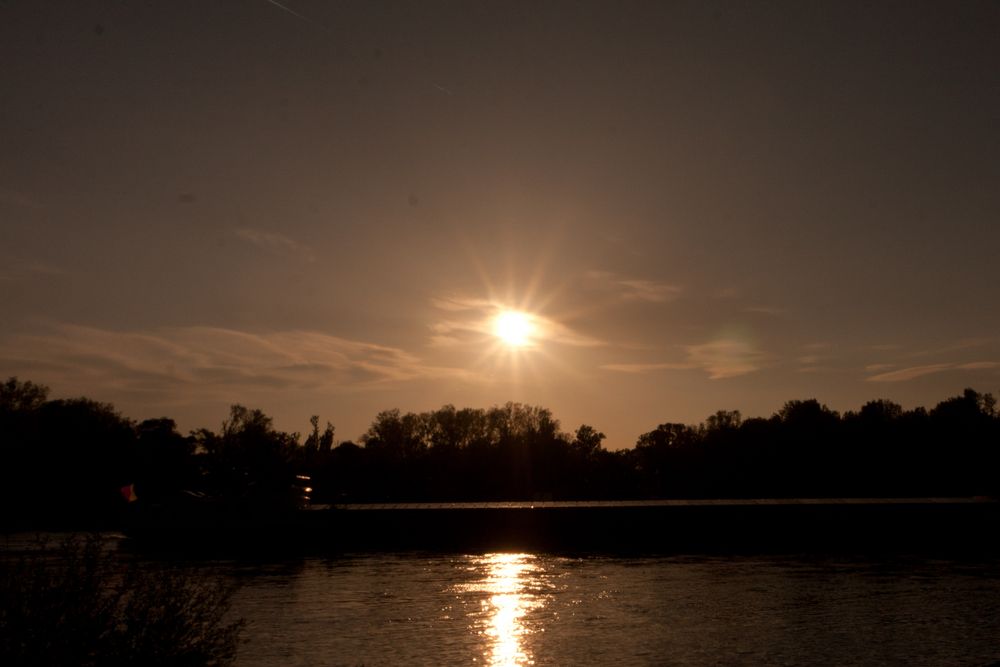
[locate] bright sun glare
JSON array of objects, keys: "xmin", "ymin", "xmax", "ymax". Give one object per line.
[{"xmin": 493, "ymin": 310, "xmax": 536, "ymax": 348}]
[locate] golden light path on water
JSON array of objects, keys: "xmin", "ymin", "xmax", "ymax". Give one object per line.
[{"xmin": 455, "ymin": 553, "xmax": 548, "ymax": 666}]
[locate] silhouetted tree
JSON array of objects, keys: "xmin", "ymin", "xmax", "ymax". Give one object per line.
[
  {"xmin": 296, "ymin": 415, "xmax": 334, "ymax": 473},
  {"xmin": 0, "ymin": 379, "xmax": 141, "ymax": 528},
  {"xmin": 194, "ymin": 405, "xmax": 300, "ymax": 513},
  {"xmin": 928, "ymin": 389, "xmax": 999, "ymax": 495},
  {"xmin": 3, "ymin": 376, "xmax": 1000, "ymax": 526},
  {"xmin": 572, "ymin": 424, "xmax": 605, "ymax": 456},
  {"xmin": 634, "ymin": 423, "xmax": 700, "ymax": 496},
  {"xmin": 703, "ymin": 409, "xmax": 742, "ymax": 433},
  {"xmin": 0, "ymin": 377, "xmax": 49, "ymax": 412},
  {"xmin": 134, "ymin": 418, "xmax": 197, "ymax": 503}
]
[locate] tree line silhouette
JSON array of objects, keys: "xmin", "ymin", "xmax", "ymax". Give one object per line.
[{"xmin": 1, "ymin": 376, "xmax": 997, "ymax": 529}]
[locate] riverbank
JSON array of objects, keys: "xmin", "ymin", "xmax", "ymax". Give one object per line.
[{"xmin": 117, "ymin": 497, "xmax": 1000, "ymax": 556}]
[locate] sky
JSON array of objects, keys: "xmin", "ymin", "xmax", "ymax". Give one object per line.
[{"xmin": 1, "ymin": 0, "xmax": 998, "ymax": 448}]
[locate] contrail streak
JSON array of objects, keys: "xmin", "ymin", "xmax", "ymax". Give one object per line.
[{"xmin": 264, "ymin": 0, "xmax": 330, "ymax": 32}]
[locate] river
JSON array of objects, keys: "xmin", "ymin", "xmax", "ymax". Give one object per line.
[{"xmin": 226, "ymin": 551, "xmax": 1000, "ymax": 666}]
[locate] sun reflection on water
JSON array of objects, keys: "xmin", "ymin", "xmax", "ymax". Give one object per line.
[{"xmin": 455, "ymin": 553, "xmax": 547, "ymax": 666}]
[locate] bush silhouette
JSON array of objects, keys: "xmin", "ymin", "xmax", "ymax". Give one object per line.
[{"xmin": 0, "ymin": 535, "xmax": 245, "ymax": 666}]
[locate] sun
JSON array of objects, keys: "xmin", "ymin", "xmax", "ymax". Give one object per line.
[{"xmin": 493, "ymin": 310, "xmax": 536, "ymax": 348}]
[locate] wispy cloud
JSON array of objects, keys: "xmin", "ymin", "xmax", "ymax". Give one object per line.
[
  {"xmin": 616, "ymin": 279, "xmax": 682, "ymax": 303},
  {"xmin": 544, "ymin": 321, "xmax": 607, "ymax": 347},
  {"xmin": 600, "ymin": 361, "xmax": 695, "ymax": 374},
  {"xmin": 430, "ymin": 296, "xmax": 492, "ymax": 312},
  {"xmin": 865, "ymin": 363, "xmax": 895, "ymax": 373},
  {"xmin": 235, "ymin": 228, "xmax": 316, "ymax": 263},
  {"xmin": 714, "ymin": 288, "xmax": 783, "ymax": 315},
  {"xmin": 686, "ymin": 339, "xmax": 767, "ymax": 379},
  {"xmin": 0, "ymin": 257, "xmax": 65, "ymax": 282},
  {"xmin": 796, "ymin": 343, "xmax": 834, "ymax": 370},
  {"xmin": 797, "ymin": 366, "xmax": 839, "ymax": 374},
  {"xmin": 866, "ymin": 361, "xmax": 1000, "ymax": 383},
  {"xmin": 602, "ymin": 338, "xmax": 766, "ymax": 380},
  {"xmin": 0, "ymin": 187, "xmax": 42, "ymax": 210},
  {"xmin": 912, "ymin": 338, "xmax": 995, "ymax": 358},
  {"xmin": 0, "ymin": 324, "xmax": 468, "ymax": 401},
  {"xmin": 586, "ymin": 271, "xmax": 681, "ymax": 303},
  {"xmin": 742, "ymin": 305, "xmax": 786, "ymax": 316},
  {"xmin": 960, "ymin": 361, "xmax": 1000, "ymax": 371}
]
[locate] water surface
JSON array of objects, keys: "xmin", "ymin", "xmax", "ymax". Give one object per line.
[{"xmin": 228, "ymin": 552, "xmax": 1000, "ymax": 666}]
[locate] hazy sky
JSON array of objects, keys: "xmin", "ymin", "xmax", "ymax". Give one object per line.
[{"xmin": 2, "ymin": 1, "xmax": 998, "ymax": 448}]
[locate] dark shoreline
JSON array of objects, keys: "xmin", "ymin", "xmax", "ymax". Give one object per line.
[{"xmin": 110, "ymin": 497, "xmax": 1000, "ymax": 557}]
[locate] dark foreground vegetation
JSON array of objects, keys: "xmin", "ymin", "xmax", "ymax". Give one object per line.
[
  {"xmin": 0, "ymin": 534, "xmax": 243, "ymax": 666},
  {"xmin": 1, "ymin": 377, "xmax": 998, "ymax": 530}
]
